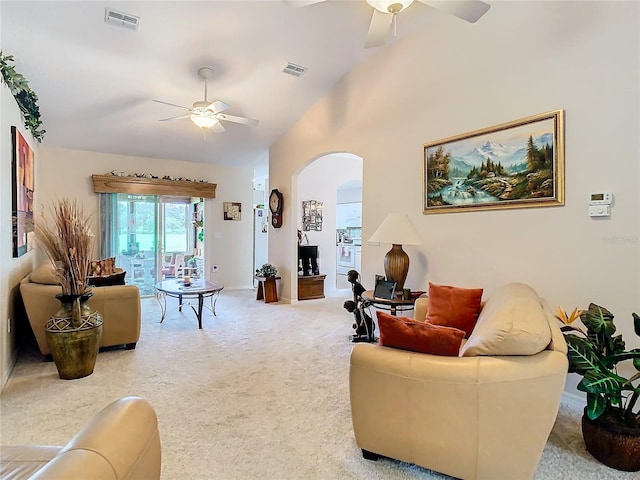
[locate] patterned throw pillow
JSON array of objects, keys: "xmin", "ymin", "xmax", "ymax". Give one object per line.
[{"xmin": 89, "ymin": 257, "xmax": 116, "ymax": 277}]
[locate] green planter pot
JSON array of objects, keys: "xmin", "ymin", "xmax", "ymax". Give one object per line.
[
  {"xmin": 582, "ymin": 408, "xmax": 640, "ymax": 472},
  {"xmin": 45, "ymin": 293, "xmax": 103, "ymax": 380}
]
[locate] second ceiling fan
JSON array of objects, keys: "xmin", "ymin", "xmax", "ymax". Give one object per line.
[{"xmin": 287, "ymin": 0, "xmax": 491, "ymax": 48}]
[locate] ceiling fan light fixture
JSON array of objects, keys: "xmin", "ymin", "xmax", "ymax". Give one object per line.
[
  {"xmin": 190, "ymin": 114, "xmax": 218, "ymax": 129},
  {"xmin": 366, "ymin": 0, "xmax": 413, "ymax": 14}
]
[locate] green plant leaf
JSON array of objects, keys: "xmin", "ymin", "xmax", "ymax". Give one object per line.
[
  {"xmin": 586, "ymin": 393, "xmax": 606, "ymax": 420},
  {"xmin": 581, "ymin": 303, "xmax": 615, "ymax": 335},
  {"xmin": 577, "ymin": 371, "xmax": 624, "ymax": 395},
  {"xmin": 634, "ymin": 313, "xmax": 640, "ymax": 337},
  {"xmin": 634, "ymin": 357, "xmax": 640, "ymax": 372},
  {"xmin": 565, "ymin": 334, "xmax": 601, "ymax": 375}
]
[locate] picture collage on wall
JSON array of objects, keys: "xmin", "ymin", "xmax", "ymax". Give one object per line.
[{"xmin": 302, "ymin": 200, "xmax": 322, "ymax": 231}]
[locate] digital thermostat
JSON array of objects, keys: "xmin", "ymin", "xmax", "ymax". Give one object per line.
[{"xmin": 589, "ymin": 193, "xmax": 613, "ymax": 205}]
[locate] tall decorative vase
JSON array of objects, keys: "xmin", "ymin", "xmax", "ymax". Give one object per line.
[{"xmin": 45, "ymin": 293, "xmax": 103, "ymax": 380}]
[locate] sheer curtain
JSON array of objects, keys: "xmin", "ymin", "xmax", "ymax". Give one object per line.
[{"xmin": 98, "ymin": 193, "xmax": 118, "ymax": 259}]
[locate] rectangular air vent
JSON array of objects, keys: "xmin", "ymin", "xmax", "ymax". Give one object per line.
[
  {"xmin": 105, "ymin": 8, "xmax": 140, "ymax": 30},
  {"xmin": 283, "ymin": 62, "xmax": 308, "ymax": 77}
]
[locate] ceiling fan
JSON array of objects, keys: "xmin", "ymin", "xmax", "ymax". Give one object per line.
[
  {"xmin": 153, "ymin": 67, "xmax": 259, "ymax": 133},
  {"xmin": 285, "ymin": 0, "xmax": 491, "ymax": 48}
]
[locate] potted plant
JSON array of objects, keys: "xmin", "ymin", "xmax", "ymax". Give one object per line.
[
  {"xmin": 254, "ymin": 263, "xmax": 279, "ymax": 303},
  {"xmin": 255, "ymin": 263, "xmax": 278, "ymax": 278},
  {"xmin": 557, "ymin": 304, "xmax": 640, "ymax": 471},
  {"xmin": 35, "ymin": 199, "xmax": 103, "ymax": 380}
]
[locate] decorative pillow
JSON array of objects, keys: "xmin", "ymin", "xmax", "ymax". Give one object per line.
[
  {"xmin": 88, "ymin": 269, "xmax": 126, "ymax": 287},
  {"xmin": 377, "ymin": 311, "xmax": 465, "ymax": 356},
  {"xmin": 89, "ymin": 257, "xmax": 116, "ymax": 277},
  {"xmin": 30, "ymin": 261, "xmax": 59, "ymax": 285},
  {"xmin": 426, "ymin": 282, "xmax": 483, "ymax": 338},
  {"xmin": 459, "ymin": 283, "xmax": 552, "ymax": 357}
]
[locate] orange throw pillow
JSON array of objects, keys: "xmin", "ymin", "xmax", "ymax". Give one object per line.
[
  {"xmin": 426, "ymin": 282, "xmax": 483, "ymax": 338},
  {"xmin": 377, "ymin": 311, "xmax": 465, "ymax": 356}
]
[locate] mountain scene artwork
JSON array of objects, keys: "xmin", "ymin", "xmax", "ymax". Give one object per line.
[{"xmin": 424, "ymin": 111, "xmax": 564, "ymax": 214}]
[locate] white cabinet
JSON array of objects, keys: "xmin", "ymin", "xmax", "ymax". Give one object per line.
[{"xmin": 337, "ymin": 203, "xmax": 362, "ymax": 229}]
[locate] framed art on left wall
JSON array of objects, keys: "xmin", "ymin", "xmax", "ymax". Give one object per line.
[{"xmin": 11, "ymin": 126, "xmax": 35, "ymax": 257}]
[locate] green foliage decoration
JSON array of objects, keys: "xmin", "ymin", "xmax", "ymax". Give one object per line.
[
  {"xmin": 255, "ymin": 263, "xmax": 278, "ymax": 278},
  {"xmin": 0, "ymin": 52, "xmax": 46, "ymax": 142},
  {"xmin": 558, "ymin": 303, "xmax": 640, "ymax": 428}
]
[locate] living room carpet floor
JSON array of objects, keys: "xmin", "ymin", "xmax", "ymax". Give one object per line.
[{"xmin": 1, "ymin": 289, "xmax": 636, "ymax": 480}]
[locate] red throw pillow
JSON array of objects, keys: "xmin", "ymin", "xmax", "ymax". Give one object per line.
[
  {"xmin": 426, "ymin": 282, "xmax": 483, "ymax": 338},
  {"xmin": 377, "ymin": 311, "xmax": 465, "ymax": 356}
]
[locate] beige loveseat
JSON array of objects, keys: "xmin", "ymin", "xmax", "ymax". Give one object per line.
[
  {"xmin": 20, "ymin": 263, "xmax": 141, "ymax": 356},
  {"xmin": 350, "ymin": 283, "xmax": 568, "ymax": 480},
  {"xmin": 1, "ymin": 396, "xmax": 161, "ymax": 479}
]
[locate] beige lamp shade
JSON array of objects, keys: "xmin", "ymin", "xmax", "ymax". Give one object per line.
[{"xmin": 369, "ymin": 213, "xmax": 422, "ymax": 291}]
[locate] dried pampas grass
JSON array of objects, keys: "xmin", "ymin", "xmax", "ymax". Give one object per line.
[{"xmin": 35, "ymin": 199, "xmax": 95, "ymax": 296}]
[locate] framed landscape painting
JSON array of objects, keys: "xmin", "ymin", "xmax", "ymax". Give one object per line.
[
  {"xmin": 423, "ymin": 110, "xmax": 564, "ymax": 214},
  {"xmin": 11, "ymin": 126, "xmax": 35, "ymax": 257}
]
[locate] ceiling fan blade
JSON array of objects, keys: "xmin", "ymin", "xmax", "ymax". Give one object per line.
[
  {"xmin": 211, "ymin": 122, "xmax": 226, "ymax": 133},
  {"xmin": 206, "ymin": 100, "xmax": 231, "ymax": 114},
  {"xmin": 216, "ymin": 113, "xmax": 259, "ymax": 126},
  {"xmin": 159, "ymin": 114, "xmax": 191, "ymax": 122},
  {"xmin": 152, "ymin": 99, "xmax": 192, "ymax": 111},
  {"xmin": 283, "ymin": 0, "xmax": 327, "ymax": 7},
  {"xmin": 365, "ymin": 10, "xmax": 393, "ymax": 48},
  {"xmin": 419, "ymin": 0, "xmax": 491, "ymax": 23}
]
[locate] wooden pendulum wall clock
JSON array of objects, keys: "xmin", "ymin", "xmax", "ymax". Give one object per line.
[{"xmin": 269, "ymin": 188, "xmax": 283, "ymax": 228}]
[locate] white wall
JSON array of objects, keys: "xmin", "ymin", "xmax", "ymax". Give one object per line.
[
  {"xmin": 38, "ymin": 147, "xmax": 255, "ymax": 291},
  {"xmin": 296, "ymin": 153, "xmax": 362, "ymax": 297},
  {"xmin": 1, "ymin": 83, "xmax": 39, "ymax": 388},
  {"xmin": 270, "ymin": 1, "xmax": 640, "ymax": 382}
]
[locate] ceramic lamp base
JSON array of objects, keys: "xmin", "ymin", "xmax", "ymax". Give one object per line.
[{"xmin": 383, "ymin": 244, "xmax": 409, "ymax": 292}]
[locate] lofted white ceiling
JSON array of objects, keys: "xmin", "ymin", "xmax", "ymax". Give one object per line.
[{"xmin": 1, "ymin": 1, "xmax": 465, "ymax": 171}]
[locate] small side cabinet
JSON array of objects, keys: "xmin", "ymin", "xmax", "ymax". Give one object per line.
[{"xmin": 298, "ymin": 274, "xmax": 326, "ymax": 301}]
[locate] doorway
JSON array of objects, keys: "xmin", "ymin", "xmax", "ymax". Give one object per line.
[{"xmin": 102, "ymin": 194, "xmax": 205, "ymax": 296}]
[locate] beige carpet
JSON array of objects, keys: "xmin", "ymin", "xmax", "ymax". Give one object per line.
[{"xmin": 1, "ymin": 289, "xmax": 637, "ymax": 480}]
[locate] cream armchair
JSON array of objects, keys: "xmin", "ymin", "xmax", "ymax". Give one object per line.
[
  {"xmin": 1, "ymin": 396, "xmax": 161, "ymax": 479},
  {"xmin": 349, "ymin": 283, "xmax": 568, "ymax": 480}
]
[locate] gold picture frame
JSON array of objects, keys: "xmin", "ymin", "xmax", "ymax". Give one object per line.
[{"xmin": 423, "ymin": 110, "xmax": 564, "ymax": 214}]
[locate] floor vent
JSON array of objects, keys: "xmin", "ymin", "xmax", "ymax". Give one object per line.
[
  {"xmin": 105, "ymin": 8, "xmax": 140, "ymax": 31},
  {"xmin": 283, "ymin": 62, "xmax": 308, "ymax": 77}
]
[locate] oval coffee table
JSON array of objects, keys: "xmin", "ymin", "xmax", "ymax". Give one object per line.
[{"xmin": 155, "ymin": 279, "xmax": 224, "ymax": 329}]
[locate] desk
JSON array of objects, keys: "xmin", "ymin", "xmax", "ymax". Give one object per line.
[
  {"xmin": 156, "ymin": 279, "xmax": 224, "ymax": 329},
  {"xmin": 361, "ymin": 290, "xmax": 423, "ymax": 316}
]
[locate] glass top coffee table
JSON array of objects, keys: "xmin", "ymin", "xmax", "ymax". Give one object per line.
[{"xmin": 155, "ymin": 279, "xmax": 224, "ymax": 329}]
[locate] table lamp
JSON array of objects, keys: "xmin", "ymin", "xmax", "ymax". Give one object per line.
[{"xmin": 368, "ymin": 213, "xmax": 422, "ymax": 292}]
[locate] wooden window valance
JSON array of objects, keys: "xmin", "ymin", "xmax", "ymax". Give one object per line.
[{"xmin": 91, "ymin": 174, "xmax": 216, "ymax": 199}]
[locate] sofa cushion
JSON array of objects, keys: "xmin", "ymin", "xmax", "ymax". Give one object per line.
[
  {"xmin": 459, "ymin": 282, "xmax": 552, "ymax": 357},
  {"xmin": 426, "ymin": 282, "xmax": 483, "ymax": 338},
  {"xmin": 88, "ymin": 269, "xmax": 126, "ymax": 287},
  {"xmin": 30, "ymin": 262, "xmax": 59, "ymax": 285},
  {"xmin": 377, "ymin": 311, "xmax": 465, "ymax": 356}
]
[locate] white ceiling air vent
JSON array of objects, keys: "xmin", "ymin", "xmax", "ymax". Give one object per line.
[
  {"xmin": 283, "ymin": 62, "xmax": 307, "ymax": 78},
  {"xmin": 104, "ymin": 8, "xmax": 140, "ymax": 31}
]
